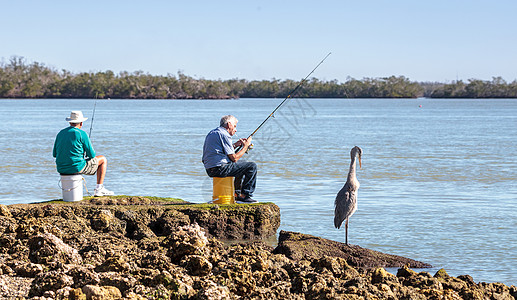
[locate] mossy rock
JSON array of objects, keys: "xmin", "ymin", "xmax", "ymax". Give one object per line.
[{"xmin": 9, "ymin": 195, "xmax": 280, "ymax": 240}]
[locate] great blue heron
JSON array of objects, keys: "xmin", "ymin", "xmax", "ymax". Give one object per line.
[{"xmin": 334, "ymin": 146, "xmax": 362, "ymax": 245}]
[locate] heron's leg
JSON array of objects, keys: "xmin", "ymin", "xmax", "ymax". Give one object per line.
[{"xmin": 345, "ymin": 218, "xmax": 349, "ymax": 245}]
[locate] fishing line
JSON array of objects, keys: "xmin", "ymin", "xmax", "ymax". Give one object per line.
[
  {"xmin": 235, "ymin": 52, "xmax": 331, "ymax": 155},
  {"xmin": 247, "ymin": 52, "xmax": 332, "ymax": 140}
]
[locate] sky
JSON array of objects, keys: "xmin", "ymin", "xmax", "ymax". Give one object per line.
[{"xmin": 1, "ymin": 0, "xmax": 516, "ymax": 83}]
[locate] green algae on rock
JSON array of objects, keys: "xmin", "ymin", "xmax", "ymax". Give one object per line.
[{"xmin": 10, "ymin": 195, "xmax": 280, "ymax": 240}]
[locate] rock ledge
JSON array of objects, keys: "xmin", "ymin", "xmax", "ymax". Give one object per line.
[{"xmin": 0, "ymin": 198, "xmax": 514, "ymax": 299}]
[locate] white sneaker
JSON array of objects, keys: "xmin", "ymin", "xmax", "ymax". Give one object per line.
[{"xmin": 94, "ymin": 186, "xmax": 114, "ymax": 197}]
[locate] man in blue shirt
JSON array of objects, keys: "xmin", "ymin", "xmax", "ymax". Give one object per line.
[
  {"xmin": 53, "ymin": 111, "xmax": 114, "ymax": 197},
  {"xmin": 202, "ymin": 115, "xmax": 257, "ymax": 203}
]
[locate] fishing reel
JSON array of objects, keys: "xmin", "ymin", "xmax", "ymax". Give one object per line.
[{"xmin": 235, "ymin": 143, "xmax": 254, "ymax": 154}]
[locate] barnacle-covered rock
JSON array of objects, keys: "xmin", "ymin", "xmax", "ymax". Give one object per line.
[
  {"xmin": 164, "ymin": 224, "xmax": 210, "ymax": 263},
  {"xmin": 28, "ymin": 233, "xmax": 82, "ymax": 265},
  {"xmin": 181, "ymin": 255, "xmax": 213, "ymax": 277},
  {"xmin": 29, "ymin": 270, "xmax": 73, "ymax": 297}
]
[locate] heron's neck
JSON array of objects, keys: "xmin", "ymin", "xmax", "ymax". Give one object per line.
[{"xmin": 347, "ymin": 157, "xmax": 357, "ymax": 180}]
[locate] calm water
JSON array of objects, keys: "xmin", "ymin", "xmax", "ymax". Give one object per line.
[{"xmin": 1, "ymin": 98, "xmax": 516, "ymax": 286}]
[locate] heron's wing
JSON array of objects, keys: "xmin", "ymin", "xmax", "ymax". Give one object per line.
[{"xmin": 334, "ymin": 183, "xmax": 358, "ymax": 229}]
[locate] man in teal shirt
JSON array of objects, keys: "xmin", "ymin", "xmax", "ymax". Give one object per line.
[{"xmin": 53, "ymin": 111, "xmax": 114, "ymax": 197}]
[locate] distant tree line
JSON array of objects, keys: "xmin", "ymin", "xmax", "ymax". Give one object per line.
[
  {"xmin": 1, "ymin": 56, "xmax": 517, "ymax": 99},
  {"xmin": 420, "ymin": 77, "xmax": 517, "ymax": 98}
]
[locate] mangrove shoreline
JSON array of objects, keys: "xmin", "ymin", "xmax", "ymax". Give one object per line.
[{"xmin": 2, "ymin": 56, "xmax": 517, "ymax": 100}]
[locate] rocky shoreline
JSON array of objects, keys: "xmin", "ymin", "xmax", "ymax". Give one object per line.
[{"xmin": 0, "ymin": 196, "xmax": 515, "ymax": 299}]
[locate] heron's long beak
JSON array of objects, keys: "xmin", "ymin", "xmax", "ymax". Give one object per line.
[{"xmin": 359, "ymin": 156, "xmax": 362, "ymax": 169}]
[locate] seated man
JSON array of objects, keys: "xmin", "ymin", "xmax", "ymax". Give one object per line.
[
  {"xmin": 202, "ymin": 115, "xmax": 257, "ymax": 203},
  {"xmin": 53, "ymin": 111, "xmax": 114, "ymax": 197}
]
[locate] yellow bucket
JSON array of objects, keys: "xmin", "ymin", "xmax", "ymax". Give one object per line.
[
  {"xmin": 212, "ymin": 177, "xmax": 235, "ymax": 204},
  {"xmin": 214, "ymin": 195, "xmax": 233, "ymax": 204}
]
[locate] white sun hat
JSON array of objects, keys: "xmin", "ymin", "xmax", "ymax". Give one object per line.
[{"xmin": 65, "ymin": 111, "xmax": 88, "ymax": 123}]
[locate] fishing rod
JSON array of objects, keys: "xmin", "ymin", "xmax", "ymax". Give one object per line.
[
  {"xmin": 237, "ymin": 52, "xmax": 331, "ymax": 152},
  {"xmin": 89, "ymin": 93, "xmax": 98, "ymax": 138}
]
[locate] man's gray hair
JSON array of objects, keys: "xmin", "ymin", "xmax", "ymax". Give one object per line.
[{"xmin": 220, "ymin": 115, "xmax": 238, "ymax": 128}]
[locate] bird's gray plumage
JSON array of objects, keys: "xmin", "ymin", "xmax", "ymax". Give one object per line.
[{"xmin": 334, "ymin": 146, "xmax": 362, "ymax": 245}]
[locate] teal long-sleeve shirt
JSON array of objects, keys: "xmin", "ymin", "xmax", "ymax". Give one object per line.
[{"xmin": 53, "ymin": 126, "xmax": 96, "ymax": 174}]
